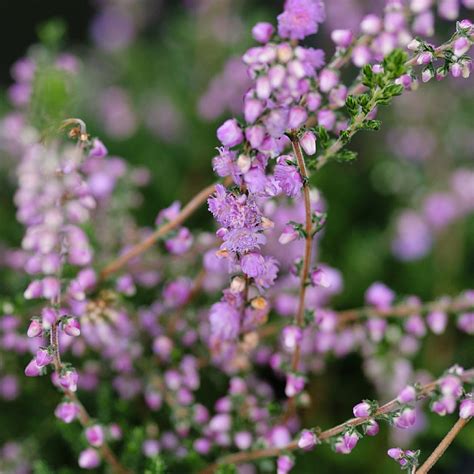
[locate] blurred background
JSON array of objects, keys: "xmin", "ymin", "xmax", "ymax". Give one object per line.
[{"xmin": 0, "ymin": 0, "xmax": 473, "ymax": 473}]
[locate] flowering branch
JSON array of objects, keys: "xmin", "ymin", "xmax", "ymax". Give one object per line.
[
  {"xmin": 200, "ymin": 368, "xmax": 474, "ymax": 473},
  {"xmin": 99, "ymin": 180, "xmax": 228, "ymax": 279},
  {"xmin": 415, "ymin": 417, "xmax": 471, "ymax": 474}
]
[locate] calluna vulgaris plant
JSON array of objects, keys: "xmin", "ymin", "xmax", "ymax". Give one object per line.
[{"xmin": 0, "ymin": 0, "xmax": 473, "ymax": 473}]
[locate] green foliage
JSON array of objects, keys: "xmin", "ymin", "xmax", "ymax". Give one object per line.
[
  {"xmin": 30, "ymin": 65, "xmax": 73, "ymax": 135},
  {"xmin": 145, "ymin": 456, "xmax": 167, "ymax": 474},
  {"xmin": 333, "ymin": 149, "xmax": 358, "ymax": 163},
  {"xmin": 121, "ymin": 427, "xmax": 146, "ymax": 471},
  {"xmin": 216, "ymin": 464, "xmax": 238, "ymax": 474},
  {"xmin": 33, "ymin": 460, "xmax": 54, "ymax": 474},
  {"xmin": 37, "ymin": 19, "xmax": 67, "ymax": 49}
]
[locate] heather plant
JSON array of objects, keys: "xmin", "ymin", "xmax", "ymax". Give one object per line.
[{"xmin": 0, "ymin": 1, "xmax": 473, "ymax": 473}]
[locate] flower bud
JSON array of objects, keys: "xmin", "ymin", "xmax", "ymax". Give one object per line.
[
  {"xmin": 297, "ymin": 429, "xmax": 317, "ymax": 450},
  {"xmin": 237, "ymin": 154, "xmax": 252, "ymax": 174},
  {"xmin": 353, "ymin": 401, "xmax": 371, "ymax": 418},
  {"xmin": 89, "ymin": 138, "xmax": 107, "ymax": 158},
  {"xmin": 27, "ymin": 318, "xmax": 42, "ymax": 338},
  {"xmin": 310, "ymin": 268, "xmax": 331, "ymax": 288},
  {"xmin": 397, "ymin": 385, "xmax": 417, "ymax": 404},
  {"xmin": 63, "ymin": 317, "xmax": 81, "ymax": 337},
  {"xmin": 426, "ymin": 311, "xmax": 447, "ymax": 334},
  {"xmin": 459, "ymin": 397, "xmax": 474, "ymax": 419},
  {"xmin": 277, "ymin": 455, "xmax": 294, "ymax": 474},
  {"xmin": 394, "ymin": 407, "xmax": 416, "ymax": 429},
  {"xmin": 78, "ymin": 448, "xmax": 101, "ymax": 469},
  {"xmin": 85, "ymin": 425, "xmax": 104, "ymax": 447},
  {"xmin": 365, "ymin": 419, "xmax": 379, "ymax": 436},
  {"xmin": 331, "ymin": 29, "xmax": 353, "ymax": 48},
  {"xmin": 217, "ymin": 119, "xmax": 244, "ymax": 148},
  {"xmin": 230, "ymin": 276, "xmax": 246, "ymax": 293},
  {"xmin": 285, "ymin": 373, "xmax": 305, "ymax": 397},
  {"xmin": 35, "ymin": 348, "xmax": 53, "ymax": 368},
  {"xmin": 453, "ymin": 37, "xmax": 470, "ymax": 56},
  {"xmin": 335, "ymin": 432, "xmax": 358, "ymax": 454},
  {"xmin": 299, "ymin": 131, "xmax": 317, "ymax": 155},
  {"xmin": 281, "ymin": 325, "xmax": 302, "ymax": 353},
  {"xmin": 279, "ymin": 224, "xmax": 299, "ymax": 245},
  {"xmin": 252, "ymin": 22, "xmax": 274, "ymax": 43},
  {"xmin": 55, "ymin": 402, "xmax": 79, "ymax": 423},
  {"xmin": 24, "ymin": 359, "xmax": 42, "ymax": 377}
]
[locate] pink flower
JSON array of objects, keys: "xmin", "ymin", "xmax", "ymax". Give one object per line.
[
  {"xmin": 394, "ymin": 407, "xmax": 416, "ymax": 429},
  {"xmin": 85, "ymin": 425, "xmax": 104, "ymax": 447},
  {"xmin": 397, "ymin": 385, "xmax": 417, "ymax": 404},
  {"xmin": 335, "ymin": 432, "xmax": 358, "ymax": 454},
  {"xmin": 300, "ymin": 131, "xmax": 317, "ymax": 155},
  {"xmin": 217, "ymin": 119, "xmax": 244, "ymax": 148},
  {"xmin": 353, "ymin": 401, "xmax": 371, "ymax": 418},
  {"xmin": 55, "ymin": 402, "xmax": 79, "ymax": 423},
  {"xmin": 277, "ymin": 0, "xmax": 326, "ymax": 40},
  {"xmin": 78, "ymin": 448, "xmax": 101, "ymax": 469},
  {"xmin": 297, "ymin": 429, "xmax": 317, "ymax": 450},
  {"xmin": 252, "ymin": 22, "xmax": 275, "ymax": 43},
  {"xmin": 459, "ymin": 396, "xmax": 474, "ymax": 419}
]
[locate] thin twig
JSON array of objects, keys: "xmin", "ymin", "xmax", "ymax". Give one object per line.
[
  {"xmin": 283, "ymin": 137, "xmax": 313, "ymax": 420},
  {"xmin": 415, "ymin": 417, "xmax": 471, "ymax": 474},
  {"xmin": 100, "ymin": 180, "xmax": 228, "ymax": 279}
]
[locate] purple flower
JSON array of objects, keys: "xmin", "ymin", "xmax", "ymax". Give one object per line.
[
  {"xmin": 55, "ymin": 402, "xmax": 79, "ymax": 423},
  {"xmin": 297, "ymin": 429, "xmax": 317, "ymax": 450},
  {"xmin": 365, "ymin": 282, "xmax": 395, "ymax": 309},
  {"xmin": 277, "ymin": 454, "xmax": 294, "ymax": 474},
  {"xmin": 397, "ymin": 385, "xmax": 417, "ymax": 404},
  {"xmin": 431, "ymin": 396, "xmax": 457, "ymax": 416},
  {"xmin": 277, "ymin": 0, "xmax": 326, "ymax": 40},
  {"xmin": 241, "ymin": 252, "xmax": 266, "ymax": 278},
  {"xmin": 279, "ymin": 224, "xmax": 299, "ymax": 245},
  {"xmin": 426, "ymin": 311, "xmax": 448, "ymax": 335},
  {"xmin": 27, "ymin": 318, "xmax": 42, "ymax": 338},
  {"xmin": 439, "ymin": 375, "xmax": 462, "ymax": 398},
  {"xmin": 457, "ymin": 312, "xmax": 474, "ymax": 334},
  {"xmin": 165, "ymin": 227, "xmax": 194, "ymax": 255},
  {"xmin": 234, "ymin": 431, "xmax": 252, "ymax": 450},
  {"xmin": 299, "ymin": 131, "xmax": 317, "ymax": 155},
  {"xmin": 35, "ymin": 348, "xmax": 53, "ymax": 368},
  {"xmin": 143, "ymin": 439, "xmax": 161, "ymax": 457},
  {"xmin": 24, "ymin": 359, "xmax": 42, "ymax": 377},
  {"xmin": 459, "ymin": 396, "xmax": 474, "ymax": 419},
  {"xmin": 163, "ymin": 278, "xmax": 192, "ymax": 308},
  {"xmin": 209, "ymin": 302, "xmax": 240, "ymax": 340},
  {"xmin": 281, "ymin": 325, "xmax": 303, "ymax": 353},
  {"xmin": 217, "ymin": 119, "xmax": 244, "ymax": 148},
  {"xmin": 310, "ymin": 268, "xmax": 331, "ymax": 288},
  {"xmin": 274, "ymin": 158, "xmax": 303, "ymax": 198},
  {"xmin": 331, "ymin": 29, "xmax": 353, "ymax": 48},
  {"xmin": 59, "ymin": 369, "xmax": 79, "ymax": 392},
  {"xmin": 63, "ymin": 317, "xmax": 81, "ymax": 337},
  {"xmin": 252, "ymin": 22, "xmax": 275, "ymax": 43},
  {"xmin": 394, "ymin": 407, "xmax": 416, "ymax": 429},
  {"xmin": 254, "ymin": 256, "xmax": 279, "ymax": 290},
  {"xmin": 365, "ymin": 420, "xmax": 379, "ymax": 436},
  {"xmin": 353, "ymin": 401, "xmax": 371, "ymax": 418},
  {"xmin": 285, "ymin": 373, "xmax": 306, "ymax": 397},
  {"xmin": 334, "ymin": 432, "xmax": 358, "ymax": 454},
  {"xmin": 78, "ymin": 448, "xmax": 101, "ymax": 469},
  {"xmin": 88, "ymin": 138, "xmax": 108, "ymax": 158},
  {"xmin": 221, "ymin": 228, "xmax": 266, "ymax": 254},
  {"xmin": 85, "ymin": 425, "xmax": 104, "ymax": 447}
]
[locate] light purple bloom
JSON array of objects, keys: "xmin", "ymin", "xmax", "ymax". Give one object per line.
[
  {"xmin": 459, "ymin": 396, "xmax": 474, "ymax": 419},
  {"xmin": 217, "ymin": 119, "xmax": 244, "ymax": 148},
  {"xmin": 252, "ymin": 22, "xmax": 275, "ymax": 43},
  {"xmin": 78, "ymin": 448, "xmax": 101, "ymax": 469},
  {"xmin": 353, "ymin": 401, "xmax": 371, "ymax": 418},
  {"xmin": 85, "ymin": 425, "xmax": 104, "ymax": 447},
  {"xmin": 335, "ymin": 432, "xmax": 358, "ymax": 454},
  {"xmin": 297, "ymin": 429, "xmax": 317, "ymax": 450},
  {"xmin": 209, "ymin": 302, "xmax": 240, "ymax": 341},
  {"xmin": 277, "ymin": 0, "xmax": 326, "ymax": 40}
]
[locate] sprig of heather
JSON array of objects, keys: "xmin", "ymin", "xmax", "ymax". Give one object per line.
[
  {"xmin": 200, "ymin": 366, "xmax": 474, "ymax": 473},
  {"xmin": 19, "ymin": 120, "xmax": 127, "ymax": 473}
]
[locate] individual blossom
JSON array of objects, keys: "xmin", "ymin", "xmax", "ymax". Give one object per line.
[
  {"xmin": 285, "ymin": 373, "xmax": 305, "ymax": 397},
  {"xmin": 364, "ymin": 420, "xmax": 379, "ymax": 437},
  {"xmin": 277, "ymin": 0, "xmax": 326, "ymax": 40},
  {"xmin": 365, "ymin": 282, "xmax": 395, "ymax": 309},
  {"xmin": 85, "ymin": 425, "xmax": 104, "ymax": 447},
  {"xmin": 78, "ymin": 448, "xmax": 101, "ymax": 469},
  {"xmin": 277, "ymin": 454, "xmax": 295, "ymax": 474},
  {"xmin": 353, "ymin": 401, "xmax": 371, "ymax": 418},
  {"xmin": 217, "ymin": 119, "xmax": 244, "ymax": 148},
  {"xmin": 274, "ymin": 157, "xmax": 303, "ymax": 198},
  {"xmin": 55, "ymin": 402, "xmax": 79, "ymax": 423},
  {"xmin": 459, "ymin": 395, "xmax": 474, "ymax": 419},
  {"xmin": 297, "ymin": 429, "xmax": 318, "ymax": 450},
  {"xmin": 393, "ymin": 407, "xmax": 416, "ymax": 429},
  {"xmin": 334, "ymin": 432, "xmax": 358, "ymax": 454},
  {"xmin": 397, "ymin": 385, "xmax": 417, "ymax": 404},
  {"xmin": 209, "ymin": 302, "xmax": 240, "ymax": 341}
]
